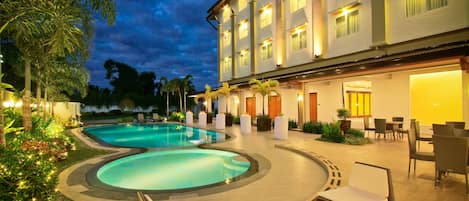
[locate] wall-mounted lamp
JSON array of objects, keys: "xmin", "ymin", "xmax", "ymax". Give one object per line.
[
  {"xmin": 297, "ymin": 94, "xmax": 303, "ymax": 102},
  {"xmin": 203, "ymin": 101, "xmax": 207, "ymax": 106}
]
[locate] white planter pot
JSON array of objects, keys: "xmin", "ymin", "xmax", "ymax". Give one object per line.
[
  {"xmin": 198, "ymin": 112, "xmax": 207, "ymax": 128},
  {"xmin": 274, "ymin": 116, "xmax": 288, "ymax": 140},
  {"xmin": 186, "ymin": 111, "xmax": 193, "ymax": 125},
  {"xmin": 240, "ymin": 114, "xmax": 252, "ymax": 134},
  {"xmin": 216, "ymin": 113, "xmax": 226, "ymax": 130}
]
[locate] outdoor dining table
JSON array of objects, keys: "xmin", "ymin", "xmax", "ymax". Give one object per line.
[{"xmin": 386, "ymin": 121, "xmax": 403, "ymax": 139}]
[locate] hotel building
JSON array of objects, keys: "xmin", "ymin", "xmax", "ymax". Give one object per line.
[{"xmin": 206, "ymin": 0, "xmax": 469, "ymax": 129}]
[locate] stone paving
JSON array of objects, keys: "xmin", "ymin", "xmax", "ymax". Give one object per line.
[{"xmin": 58, "ymin": 124, "xmax": 469, "ymax": 201}]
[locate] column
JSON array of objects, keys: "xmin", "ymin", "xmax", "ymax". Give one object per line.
[{"xmin": 250, "ymin": 0, "xmax": 257, "ymax": 74}]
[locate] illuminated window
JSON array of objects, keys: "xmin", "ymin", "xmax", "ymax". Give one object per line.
[
  {"xmin": 260, "ymin": 4, "xmax": 272, "ymax": 28},
  {"xmin": 223, "ymin": 57, "xmax": 232, "ymax": 73},
  {"xmin": 239, "ymin": 0, "xmax": 247, "ymax": 11},
  {"xmin": 336, "ymin": 10, "xmax": 359, "ymax": 38},
  {"xmin": 223, "ymin": 5, "xmax": 231, "ymax": 23},
  {"xmin": 239, "ymin": 20, "xmax": 249, "ymax": 39},
  {"xmin": 260, "ymin": 40, "xmax": 273, "ymax": 60},
  {"xmin": 406, "ymin": 0, "xmax": 447, "ymax": 17},
  {"xmin": 223, "ymin": 30, "xmax": 231, "ymax": 47},
  {"xmin": 345, "ymin": 91, "xmax": 372, "ymax": 117},
  {"xmin": 239, "ymin": 49, "xmax": 249, "ymax": 67},
  {"xmin": 290, "ymin": 0, "xmax": 306, "ymax": 12},
  {"xmin": 291, "ymin": 27, "xmax": 306, "ymax": 51}
]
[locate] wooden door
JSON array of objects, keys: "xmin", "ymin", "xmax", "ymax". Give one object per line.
[
  {"xmin": 268, "ymin": 96, "xmax": 281, "ymax": 120},
  {"xmin": 246, "ymin": 97, "xmax": 256, "ymax": 118},
  {"xmin": 309, "ymin": 93, "xmax": 317, "ymax": 122}
]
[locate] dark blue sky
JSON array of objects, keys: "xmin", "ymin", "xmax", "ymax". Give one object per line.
[{"xmin": 86, "ymin": 0, "xmax": 219, "ymax": 90}]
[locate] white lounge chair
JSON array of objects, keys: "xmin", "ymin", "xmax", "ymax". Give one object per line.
[
  {"xmin": 137, "ymin": 192, "xmax": 153, "ymax": 201},
  {"xmin": 316, "ymin": 162, "xmax": 394, "ymax": 201}
]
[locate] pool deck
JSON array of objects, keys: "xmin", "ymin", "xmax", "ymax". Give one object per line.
[{"xmin": 58, "ymin": 123, "xmax": 469, "ymax": 201}]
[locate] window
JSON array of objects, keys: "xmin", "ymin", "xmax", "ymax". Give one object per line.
[
  {"xmin": 406, "ymin": 0, "xmax": 447, "ymax": 17},
  {"xmin": 239, "ymin": 0, "xmax": 247, "ymax": 11},
  {"xmin": 223, "ymin": 57, "xmax": 232, "ymax": 73},
  {"xmin": 223, "ymin": 30, "xmax": 231, "ymax": 47},
  {"xmin": 261, "ymin": 40, "xmax": 273, "ymax": 60},
  {"xmin": 291, "ymin": 28, "xmax": 306, "ymax": 51},
  {"xmin": 346, "ymin": 91, "xmax": 372, "ymax": 117},
  {"xmin": 336, "ymin": 10, "xmax": 359, "ymax": 38},
  {"xmin": 260, "ymin": 4, "xmax": 273, "ymax": 28},
  {"xmin": 239, "ymin": 49, "xmax": 249, "ymax": 67},
  {"xmin": 223, "ymin": 5, "xmax": 231, "ymax": 23},
  {"xmin": 239, "ymin": 20, "xmax": 248, "ymax": 39},
  {"xmin": 290, "ymin": 0, "xmax": 306, "ymax": 12}
]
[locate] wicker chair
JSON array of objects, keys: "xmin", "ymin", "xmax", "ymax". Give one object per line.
[
  {"xmin": 316, "ymin": 162, "xmax": 394, "ymax": 201},
  {"xmin": 432, "ymin": 124, "xmax": 454, "ymax": 136},
  {"xmin": 374, "ymin": 118, "xmax": 393, "ymax": 139},
  {"xmin": 415, "ymin": 121, "xmax": 432, "ymax": 151},
  {"xmin": 392, "ymin": 117, "xmax": 405, "ymax": 139},
  {"xmin": 446, "ymin": 121, "xmax": 465, "ymax": 129},
  {"xmin": 433, "ymin": 135, "xmax": 469, "ymax": 193},
  {"xmin": 363, "ymin": 117, "xmax": 375, "ymax": 137},
  {"xmin": 408, "ymin": 123, "xmax": 435, "ymax": 176}
]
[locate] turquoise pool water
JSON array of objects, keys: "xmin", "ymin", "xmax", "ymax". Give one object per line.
[
  {"xmin": 97, "ymin": 149, "xmax": 251, "ymax": 190},
  {"xmin": 85, "ymin": 124, "xmax": 225, "ymax": 148}
]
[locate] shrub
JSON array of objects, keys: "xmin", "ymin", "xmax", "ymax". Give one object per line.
[
  {"xmin": 168, "ymin": 112, "xmax": 185, "ymax": 122},
  {"xmin": 303, "ymin": 121, "xmax": 323, "ymax": 134},
  {"xmin": 320, "ymin": 121, "xmax": 345, "ymax": 143},
  {"xmin": 346, "ymin": 128, "xmax": 365, "ymax": 138},
  {"xmin": 117, "ymin": 116, "xmax": 134, "ymax": 123},
  {"xmin": 234, "ymin": 116, "xmax": 240, "ymax": 124},
  {"xmin": 345, "ymin": 136, "xmax": 372, "ymax": 145},
  {"xmin": 288, "ymin": 120, "xmax": 298, "ymax": 129}
]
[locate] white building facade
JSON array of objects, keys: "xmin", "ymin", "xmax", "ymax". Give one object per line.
[{"xmin": 207, "ymin": 0, "xmax": 469, "ymax": 129}]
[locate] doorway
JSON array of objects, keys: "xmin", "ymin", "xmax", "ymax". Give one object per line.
[
  {"xmin": 309, "ymin": 93, "xmax": 317, "ymax": 122},
  {"xmin": 246, "ymin": 97, "xmax": 256, "ymax": 118},
  {"xmin": 268, "ymin": 95, "xmax": 281, "ymax": 120}
]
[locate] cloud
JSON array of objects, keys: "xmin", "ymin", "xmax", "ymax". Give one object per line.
[{"xmin": 86, "ymin": 0, "xmax": 220, "ymax": 90}]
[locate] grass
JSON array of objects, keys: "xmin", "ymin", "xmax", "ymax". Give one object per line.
[{"xmin": 56, "ymin": 131, "xmax": 114, "ymax": 200}]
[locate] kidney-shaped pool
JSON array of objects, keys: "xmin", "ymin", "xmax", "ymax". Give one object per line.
[{"xmin": 96, "ymin": 149, "xmax": 252, "ymax": 190}]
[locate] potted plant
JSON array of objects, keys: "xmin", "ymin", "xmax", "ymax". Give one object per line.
[
  {"xmin": 215, "ymin": 82, "xmax": 238, "ymax": 127},
  {"xmin": 196, "ymin": 84, "xmax": 217, "ymax": 124},
  {"xmin": 337, "ymin": 108, "xmax": 351, "ymax": 134},
  {"xmin": 249, "ymin": 79, "xmax": 280, "ymax": 131}
]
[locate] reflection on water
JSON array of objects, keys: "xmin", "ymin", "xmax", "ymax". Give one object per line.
[{"xmin": 85, "ymin": 124, "xmax": 226, "ymax": 148}]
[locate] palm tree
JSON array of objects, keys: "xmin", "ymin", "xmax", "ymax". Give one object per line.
[
  {"xmin": 215, "ymin": 82, "xmax": 238, "ymax": 114},
  {"xmin": 159, "ymin": 76, "xmax": 170, "ymax": 117},
  {"xmin": 181, "ymin": 74, "xmax": 193, "ymax": 112},
  {"xmin": 196, "ymin": 84, "xmax": 217, "ymax": 113},
  {"xmin": 249, "ymin": 79, "xmax": 280, "ymax": 116},
  {"xmin": 168, "ymin": 78, "xmax": 182, "ymax": 112},
  {"xmin": 0, "ymin": 1, "xmax": 115, "ymax": 131}
]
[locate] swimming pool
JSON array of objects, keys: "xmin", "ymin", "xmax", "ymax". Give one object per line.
[
  {"xmin": 96, "ymin": 149, "xmax": 251, "ymax": 190},
  {"xmin": 84, "ymin": 124, "xmax": 226, "ymax": 148}
]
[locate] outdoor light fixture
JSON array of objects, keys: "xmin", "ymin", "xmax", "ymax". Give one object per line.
[
  {"xmin": 0, "ymin": 54, "xmax": 3, "ymax": 63},
  {"xmin": 297, "ymin": 94, "xmax": 303, "ymax": 102},
  {"xmin": 203, "ymin": 101, "xmax": 207, "ymax": 106}
]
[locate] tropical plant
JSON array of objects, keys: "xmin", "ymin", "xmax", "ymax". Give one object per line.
[
  {"xmin": 181, "ymin": 74, "xmax": 193, "ymax": 113},
  {"xmin": 0, "ymin": 74, "xmax": 14, "ymax": 146},
  {"xmin": 196, "ymin": 84, "xmax": 217, "ymax": 113},
  {"xmin": 346, "ymin": 128, "xmax": 365, "ymax": 138},
  {"xmin": 302, "ymin": 121, "xmax": 324, "ymax": 134},
  {"xmin": 288, "ymin": 120, "xmax": 298, "ymax": 129},
  {"xmin": 159, "ymin": 76, "xmax": 170, "ymax": 117},
  {"xmin": 215, "ymin": 82, "xmax": 238, "ymax": 114},
  {"xmin": 320, "ymin": 121, "xmax": 345, "ymax": 143},
  {"xmin": 249, "ymin": 79, "xmax": 280, "ymax": 116},
  {"xmin": 0, "ymin": 0, "xmax": 115, "ymax": 131},
  {"xmin": 337, "ymin": 108, "xmax": 350, "ymax": 120}
]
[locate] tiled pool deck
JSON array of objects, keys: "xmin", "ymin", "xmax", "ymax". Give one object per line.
[{"xmin": 59, "ymin": 123, "xmax": 469, "ymax": 201}]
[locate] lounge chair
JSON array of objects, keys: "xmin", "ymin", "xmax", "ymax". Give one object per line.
[
  {"xmin": 152, "ymin": 113, "xmax": 161, "ymax": 122},
  {"xmin": 316, "ymin": 162, "xmax": 394, "ymax": 201},
  {"xmin": 433, "ymin": 135, "xmax": 469, "ymax": 193},
  {"xmin": 137, "ymin": 113, "xmax": 145, "ymax": 123},
  {"xmin": 137, "ymin": 192, "xmax": 153, "ymax": 201}
]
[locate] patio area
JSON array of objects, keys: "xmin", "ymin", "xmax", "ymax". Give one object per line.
[{"xmin": 59, "ymin": 124, "xmax": 469, "ymax": 201}]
